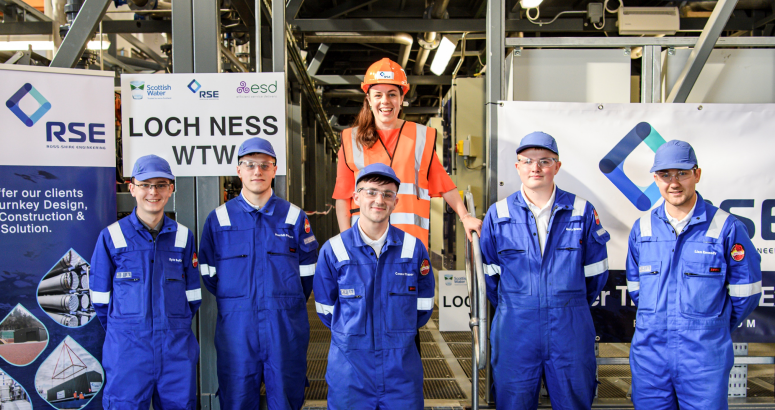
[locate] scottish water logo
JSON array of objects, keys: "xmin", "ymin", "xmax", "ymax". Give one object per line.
[
  {"xmin": 599, "ymin": 122, "xmax": 666, "ymax": 211},
  {"xmin": 6, "ymin": 83, "xmax": 51, "ymax": 127},
  {"xmin": 130, "ymin": 81, "xmax": 145, "ymax": 100}
]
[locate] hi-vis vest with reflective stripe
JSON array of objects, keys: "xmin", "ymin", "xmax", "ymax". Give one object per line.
[{"xmin": 341, "ymin": 121, "xmax": 436, "ymax": 248}]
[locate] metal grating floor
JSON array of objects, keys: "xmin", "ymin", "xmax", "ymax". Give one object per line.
[
  {"xmin": 458, "ymin": 359, "xmax": 486, "ymax": 380},
  {"xmin": 448, "ymin": 343, "xmax": 473, "ymax": 358},
  {"xmin": 301, "ymin": 295, "xmax": 474, "ymax": 408}
]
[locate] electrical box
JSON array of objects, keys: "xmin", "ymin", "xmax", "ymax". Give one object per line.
[
  {"xmin": 456, "ymin": 135, "xmax": 481, "ymax": 158},
  {"xmin": 618, "ymin": 7, "xmax": 679, "ymax": 36}
]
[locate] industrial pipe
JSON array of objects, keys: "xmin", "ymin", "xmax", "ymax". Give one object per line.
[
  {"xmin": 39, "ymin": 294, "xmax": 79, "ymax": 313},
  {"xmin": 79, "ymin": 272, "xmax": 89, "ymax": 290},
  {"xmin": 303, "ymin": 32, "xmax": 414, "ymax": 69},
  {"xmin": 79, "ymin": 293, "xmax": 90, "ymax": 310},
  {"xmin": 39, "ymin": 272, "xmax": 77, "ymax": 294},
  {"xmin": 48, "ymin": 312, "xmax": 78, "ymax": 327}
]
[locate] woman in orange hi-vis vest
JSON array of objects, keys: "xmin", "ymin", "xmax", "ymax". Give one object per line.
[{"xmin": 332, "ymin": 58, "xmax": 481, "ymax": 250}]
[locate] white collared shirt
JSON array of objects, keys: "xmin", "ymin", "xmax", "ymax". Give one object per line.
[
  {"xmin": 242, "ymin": 189, "xmax": 272, "ymax": 210},
  {"xmin": 521, "ymin": 184, "xmax": 556, "ymax": 257},
  {"xmin": 665, "ymin": 196, "xmax": 697, "ymax": 236},
  {"xmin": 358, "ymin": 220, "xmax": 389, "ymax": 257}
]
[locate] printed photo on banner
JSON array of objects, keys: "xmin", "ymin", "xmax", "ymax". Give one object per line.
[
  {"xmin": 0, "ymin": 304, "xmax": 48, "ymax": 366},
  {"xmin": 34, "ymin": 336, "xmax": 103, "ymax": 410},
  {"xmin": 0, "ymin": 366, "xmax": 33, "ymax": 408},
  {"xmin": 37, "ymin": 250, "xmax": 94, "ymax": 328}
]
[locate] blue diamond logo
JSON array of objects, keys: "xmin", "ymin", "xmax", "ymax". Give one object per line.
[
  {"xmin": 599, "ymin": 122, "xmax": 666, "ymax": 211},
  {"xmin": 188, "ymin": 79, "xmax": 201, "ymax": 93},
  {"xmin": 6, "ymin": 83, "xmax": 52, "ymax": 127}
]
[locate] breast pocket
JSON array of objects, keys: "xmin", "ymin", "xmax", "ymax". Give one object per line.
[
  {"xmin": 113, "ymin": 253, "xmax": 144, "ymax": 317},
  {"xmin": 553, "ymin": 235, "xmax": 585, "ymax": 295},
  {"xmin": 266, "ymin": 230, "xmax": 302, "ymax": 297},
  {"xmin": 497, "ymin": 241, "xmax": 531, "ymax": 295},
  {"xmin": 680, "ymin": 261, "xmax": 726, "ymax": 317},
  {"xmin": 161, "ymin": 250, "xmax": 188, "ymax": 318},
  {"xmin": 637, "ymin": 261, "xmax": 661, "ymax": 312},
  {"xmin": 333, "ymin": 283, "xmax": 366, "ymax": 335},
  {"xmin": 216, "ymin": 242, "xmax": 250, "ymax": 299},
  {"xmin": 387, "ymin": 269, "xmax": 418, "ymax": 332}
]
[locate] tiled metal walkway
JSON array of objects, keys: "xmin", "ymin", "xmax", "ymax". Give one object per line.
[
  {"xmin": 302, "ymin": 296, "xmax": 475, "ymax": 409},
  {"xmin": 300, "ymin": 296, "xmax": 775, "ymax": 409}
]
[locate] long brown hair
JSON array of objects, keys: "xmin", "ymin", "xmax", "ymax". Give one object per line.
[{"xmin": 349, "ymin": 86, "xmax": 402, "ymax": 150}]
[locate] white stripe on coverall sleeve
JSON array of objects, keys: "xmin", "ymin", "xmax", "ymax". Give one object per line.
[
  {"xmin": 584, "ymin": 258, "xmax": 608, "ymax": 277},
  {"xmin": 728, "ymin": 281, "xmax": 762, "ymax": 297},
  {"xmin": 627, "ymin": 281, "xmax": 640, "ymax": 292},
  {"xmin": 417, "ymin": 297, "xmax": 434, "ymax": 311},
  {"xmin": 90, "ymin": 290, "xmax": 111, "ymax": 304},
  {"xmin": 300, "ymin": 264, "xmax": 316, "ymax": 277},
  {"xmin": 484, "ymin": 264, "xmax": 501, "ymax": 276},
  {"xmin": 316, "ymin": 302, "xmax": 334, "ymax": 315},
  {"xmin": 186, "ymin": 289, "xmax": 202, "ymax": 302}
]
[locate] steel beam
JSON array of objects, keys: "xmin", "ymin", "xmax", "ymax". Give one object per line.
[
  {"xmin": 272, "ymin": 0, "xmax": 288, "ymax": 200},
  {"xmin": 640, "ymin": 45, "xmax": 661, "ymax": 103},
  {"xmin": 172, "ymin": 0, "xmax": 193, "ymax": 73},
  {"xmin": 289, "ymin": 16, "xmax": 751, "ymax": 33},
  {"xmin": 0, "ymin": 21, "xmax": 53, "ymax": 35},
  {"xmin": 99, "ymin": 19, "xmax": 172, "ymax": 33},
  {"xmin": 287, "ymin": 0, "xmax": 305, "ymax": 20},
  {"xmin": 255, "ymin": 0, "xmax": 262, "ymax": 72},
  {"xmin": 49, "ymin": 0, "xmax": 112, "ymax": 68},
  {"xmin": 102, "ymin": 17, "xmax": 167, "ymax": 68},
  {"xmin": 307, "ymin": 43, "xmax": 329, "ymax": 75},
  {"xmin": 319, "ymin": 0, "xmax": 379, "ymax": 19},
  {"xmin": 313, "ymin": 74, "xmax": 452, "ymax": 85},
  {"xmin": 666, "ymin": 0, "xmax": 739, "ymax": 103},
  {"xmin": 505, "ymin": 36, "xmax": 775, "ymax": 48},
  {"xmin": 1, "ymin": 0, "xmax": 51, "ymax": 21}
]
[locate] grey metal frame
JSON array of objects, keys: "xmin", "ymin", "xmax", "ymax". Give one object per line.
[
  {"xmin": 49, "ymin": 0, "xmax": 112, "ymax": 68},
  {"xmin": 464, "ymin": 190, "xmax": 488, "ymax": 410}
]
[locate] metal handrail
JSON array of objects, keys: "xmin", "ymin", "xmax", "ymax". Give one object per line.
[{"xmin": 464, "ymin": 189, "xmax": 488, "ymax": 409}]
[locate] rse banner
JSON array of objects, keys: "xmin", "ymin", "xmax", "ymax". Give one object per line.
[
  {"xmin": 0, "ymin": 65, "xmax": 116, "ymax": 408},
  {"xmin": 498, "ymin": 101, "xmax": 775, "ymax": 342},
  {"xmin": 121, "ymin": 72, "xmax": 286, "ymax": 177}
]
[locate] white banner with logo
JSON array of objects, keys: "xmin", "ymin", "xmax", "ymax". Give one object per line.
[
  {"xmin": 439, "ymin": 270, "xmax": 471, "ymax": 331},
  {"xmin": 0, "ymin": 66, "xmax": 115, "ymax": 166},
  {"xmin": 121, "ymin": 72, "xmax": 286, "ymax": 177},
  {"xmin": 497, "ymin": 102, "xmax": 775, "ymax": 270}
]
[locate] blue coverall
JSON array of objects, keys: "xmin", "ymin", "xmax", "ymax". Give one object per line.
[
  {"xmin": 626, "ymin": 194, "xmax": 762, "ymax": 409},
  {"xmin": 198, "ymin": 193, "xmax": 318, "ymax": 410},
  {"xmin": 314, "ymin": 225, "xmax": 435, "ymax": 410},
  {"xmin": 480, "ymin": 188, "xmax": 610, "ymax": 410},
  {"xmin": 90, "ymin": 210, "xmax": 202, "ymax": 410}
]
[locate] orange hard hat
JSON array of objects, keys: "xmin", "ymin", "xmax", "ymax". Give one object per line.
[{"xmin": 361, "ymin": 58, "xmax": 410, "ymax": 94}]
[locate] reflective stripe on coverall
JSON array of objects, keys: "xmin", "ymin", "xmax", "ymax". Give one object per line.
[
  {"xmin": 626, "ymin": 194, "xmax": 762, "ymax": 410},
  {"xmin": 480, "ymin": 187, "xmax": 610, "ymax": 410},
  {"xmin": 90, "ymin": 210, "xmax": 201, "ymax": 410},
  {"xmin": 198, "ymin": 193, "xmax": 318, "ymax": 410},
  {"xmin": 314, "ymin": 226, "xmax": 434, "ymax": 410}
]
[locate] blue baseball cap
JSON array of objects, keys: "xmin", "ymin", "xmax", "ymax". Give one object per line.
[
  {"xmin": 356, "ymin": 163, "xmax": 401, "ymax": 187},
  {"xmin": 517, "ymin": 131, "xmax": 559, "ymax": 155},
  {"xmin": 238, "ymin": 137, "xmax": 276, "ymax": 159},
  {"xmin": 650, "ymin": 140, "xmax": 697, "ymax": 172},
  {"xmin": 132, "ymin": 155, "xmax": 174, "ymax": 181}
]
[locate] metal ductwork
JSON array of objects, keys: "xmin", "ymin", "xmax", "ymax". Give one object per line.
[
  {"xmin": 408, "ymin": 0, "xmax": 450, "ymax": 102},
  {"xmin": 413, "ymin": 0, "xmax": 450, "ymax": 76},
  {"xmin": 303, "ymin": 32, "xmax": 414, "ymax": 69}
]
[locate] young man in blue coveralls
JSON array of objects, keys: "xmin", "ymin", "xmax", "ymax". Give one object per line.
[
  {"xmin": 626, "ymin": 140, "xmax": 762, "ymax": 409},
  {"xmin": 314, "ymin": 163, "xmax": 435, "ymax": 410},
  {"xmin": 90, "ymin": 155, "xmax": 202, "ymax": 410},
  {"xmin": 198, "ymin": 137, "xmax": 318, "ymax": 410},
  {"xmin": 480, "ymin": 132, "xmax": 610, "ymax": 410}
]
